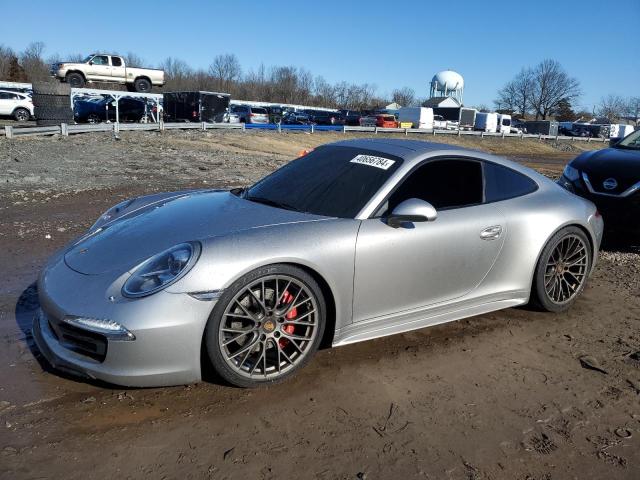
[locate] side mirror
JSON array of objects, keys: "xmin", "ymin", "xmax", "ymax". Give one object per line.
[
  {"xmin": 387, "ymin": 198, "xmax": 437, "ymax": 228},
  {"xmin": 609, "ymin": 137, "xmax": 621, "ymax": 147},
  {"xmin": 88, "ymin": 61, "xmax": 94, "ymax": 65}
]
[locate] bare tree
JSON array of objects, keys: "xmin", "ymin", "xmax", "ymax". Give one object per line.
[
  {"xmin": 209, "ymin": 53, "xmax": 242, "ymax": 92},
  {"xmin": 530, "ymin": 59, "xmax": 580, "ymax": 119},
  {"xmin": 495, "ymin": 68, "xmax": 534, "ymax": 117},
  {"xmin": 624, "ymin": 97, "xmax": 640, "ymax": 125},
  {"xmin": 597, "ymin": 94, "xmax": 626, "ymax": 122},
  {"xmin": 391, "ymin": 87, "xmax": 415, "ymax": 107},
  {"xmin": 494, "ymin": 81, "xmax": 518, "ymax": 112},
  {"xmin": 0, "ymin": 45, "xmax": 17, "ymax": 80},
  {"xmin": 313, "ymin": 76, "xmax": 336, "ymax": 106},
  {"xmin": 160, "ymin": 57, "xmax": 194, "ymax": 90},
  {"xmin": 125, "ymin": 52, "xmax": 145, "ymax": 68},
  {"xmin": 20, "ymin": 41, "xmax": 49, "ymax": 82}
]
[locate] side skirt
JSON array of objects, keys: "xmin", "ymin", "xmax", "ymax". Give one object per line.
[{"xmin": 332, "ymin": 291, "xmax": 528, "ymax": 347}]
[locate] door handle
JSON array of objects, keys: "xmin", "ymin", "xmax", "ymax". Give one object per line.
[{"xmin": 480, "ymin": 225, "xmax": 502, "ymax": 240}]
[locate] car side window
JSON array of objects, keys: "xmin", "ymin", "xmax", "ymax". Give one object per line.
[
  {"xmin": 0, "ymin": 93, "xmax": 10, "ymax": 99},
  {"xmin": 384, "ymin": 159, "xmax": 484, "ymax": 214},
  {"xmin": 483, "ymin": 162, "xmax": 537, "ymax": 202},
  {"xmin": 112, "ymin": 56, "xmax": 123, "ymax": 67},
  {"xmin": 93, "ymin": 56, "xmax": 109, "ymax": 65}
]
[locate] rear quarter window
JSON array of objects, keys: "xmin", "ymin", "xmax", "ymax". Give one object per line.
[{"xmin": 484, "ymin": 162, "xmax": 538, "ymax": 202}]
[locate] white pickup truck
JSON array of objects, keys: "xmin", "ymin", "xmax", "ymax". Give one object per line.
[{"xmin": 50, "ymin": 54, "xmax": 165, "ymax": 93}]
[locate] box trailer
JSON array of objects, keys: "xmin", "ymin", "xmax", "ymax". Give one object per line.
[
  {"xmin": 474, "ymin": 112, "xmax": 498, "ymax": 133},
  {"xmin": 458, "ymin": 108, "xmax": 477, "ymax": 130},
  {"xmin": 609, "ymin": 124, "xmax": 635, "ymax": 138},
  {"xmin": 398, "ymin": 107, "xmax": 434, "ymax": 129},
  {"xmin": 163, "ymin": 91, "xmax": 230, "ymax": 123},
  {"xmin": 432, "ymin": 106, "xmax": 461, "ymax": 122},
  {"xmin": 524, "ymin": 121, "xmax": 559, "ymax": 136}
]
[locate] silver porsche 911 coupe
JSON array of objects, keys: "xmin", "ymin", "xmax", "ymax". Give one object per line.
[{"xmin": 34, "ymin": 139, "xmax": 603, "ymax": 388}]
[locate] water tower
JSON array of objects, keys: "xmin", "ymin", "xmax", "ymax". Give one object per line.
[{"xmin": 429, "ymin": 70, "xmax": 464, "ymax": 103}]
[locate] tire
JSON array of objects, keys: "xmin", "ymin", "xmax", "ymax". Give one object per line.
[
  {"xmin": 32, "ymin": 82, "xmax": 71, "ymax": 96},
  {"xmin": 34, "ymin": 105, "xmax": 73, "ymax": 121},
  {"xmin": 31, "ymin": 94, "xmax": 71, "ymax": 108},
  {"xmin": 205, "ymin": 264, "xmax": 326, "ymax": 388},
  {"xmin": 13, "ymin": 108, "xmax": 30, "ymax": 122},
  {"xmin": 133, "ymin": 78, "xmax": 151, "ymax": 93},
  {"xmin": 531, "ymin": 226, "xmax": 592, "ymax": 312},
  {"xmin": 66, "ymin": 72, "xmax": 85, "ymax": 88},
  {"xmin": 86, "ymin": 113, "xmax": 101, "ymax": 124}
]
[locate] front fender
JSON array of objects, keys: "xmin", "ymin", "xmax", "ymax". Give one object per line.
[{"xmin": 167, "ymin": 219, "xmax": 360, "ymax": 331}]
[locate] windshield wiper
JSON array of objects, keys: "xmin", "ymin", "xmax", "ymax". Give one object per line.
[{"xmin": 246, "ymin": 196, "xmax": 300, "ymax": 212}]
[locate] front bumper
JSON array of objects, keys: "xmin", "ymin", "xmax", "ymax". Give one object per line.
[
  {"xmin": 33, "ymin": 255, "xmax": 215, "ymax": 387},
  {"xmin": 559, "ymin": 175, "xmax": 640, "ymax": 233}
]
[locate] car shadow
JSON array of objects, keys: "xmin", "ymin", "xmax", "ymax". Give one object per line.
[
  {"xmin": 600, "ymin": 230, "xmax": 640, "ymax": 254},
  {"xmin": 14, "ymin": 281, "xmax": 133, "ymax": 390}
]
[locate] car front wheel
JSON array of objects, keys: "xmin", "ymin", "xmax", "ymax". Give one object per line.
[
  {"xmin": 532, "ymin": 226, "xmax": 592, "ymax": 312},
  {"xmin": 205, "ymin": 264, "xmax": 325, "ymax": 387},
  {"xmin": 66, "ymin": 72, "xmax": 85, "ymax": 88}
]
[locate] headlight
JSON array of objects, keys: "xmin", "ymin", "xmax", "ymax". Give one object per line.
[
  {"xmin": 122, "ymin": 242, "xmax": 201, "ymax": 298},
  {"xmin": 562, "ymin": 164, "xmax": 580, "ymax": 182},
  {"xmin": 91, "ymin": 199, "xmax": 134, "ymax": 230}
]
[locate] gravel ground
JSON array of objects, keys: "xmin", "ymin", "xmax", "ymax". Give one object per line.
[{"xmin": 0, "ymin": 130, "xmax": 638, "ymax": 480}]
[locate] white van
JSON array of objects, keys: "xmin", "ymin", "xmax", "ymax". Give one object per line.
[
  {"xmin": 496, "ymin": 114, "xmax": 512, "ymax": 134},
  {"xmin": 474, "ymin": 112, "xmax": 498, "ymax": 133},
  {"xmin": 398, "ymin": 107, "xmax": 434, "ymax": 129}
]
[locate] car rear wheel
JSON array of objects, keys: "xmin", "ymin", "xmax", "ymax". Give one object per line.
[
  {"xmin": 87, "ymin": 113, "xmax": 101, "ymax": 124},
  {"xmin": 134, "ymin": 78, "xmax": 151, "ymax": 93},
  {"xmin": 205, "ymin": 264, "xmax": 325, "ymax": 388},
  {"xmin": 532, "ymin": 226, "xmax": 592, "ymax": 312},
  {"xmin": 13, "ymin": 108, "xmax": 30, "ymax": 122}
]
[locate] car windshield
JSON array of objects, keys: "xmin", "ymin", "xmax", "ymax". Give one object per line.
[
  {"xmin": 244, "ymin": 146, "xmax": 403, "ymax": 218},
  {"xmin": 615, "ymin": 129, "xmax": 640, "ymax": 150},
  {"xmin": 82, "ymin": 55, "xmax": 94, "ymax": 63}
]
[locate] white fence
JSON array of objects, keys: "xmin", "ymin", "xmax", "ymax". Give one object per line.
[{"xmin": 1, "ymin": 121, "xmax": 609, "ymax": 143}]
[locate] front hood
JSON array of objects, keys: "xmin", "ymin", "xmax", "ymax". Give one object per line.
[
  {"xmin": 572, "ymin": 147, "xmax": 640, "ymax": 174},
  {"xmin": 64, "ymin": 190, "xmax": 328, "ymax": 275}
]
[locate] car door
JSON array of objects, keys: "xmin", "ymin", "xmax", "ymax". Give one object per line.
[
  {"xmin": 86, "ymin": 55, "xmax": 111, "ymax": 80},
  {"xmin": 353, "ymin": 157, "xmax": 506, "ymax": 322},
  {"xmin": 0, "ymin": 92, "xmax": 15, "ymax": 115},
  {"xmin": 110, "ymin": 56, "xmax": 126, "ymax": 78}
]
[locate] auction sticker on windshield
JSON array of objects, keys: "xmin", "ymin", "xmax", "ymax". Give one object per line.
[{"xmin": 350, "ymin": 155, "xmax": 396, "ymax": 170}]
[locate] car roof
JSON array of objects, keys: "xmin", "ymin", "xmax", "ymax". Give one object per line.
[
  {"xmin": 324, "ymin": 138, "xmax": 544, "ymax": 177},
  {"xmin": 328, "ymin": 138, "xmax": 461, "ymax": 159}
]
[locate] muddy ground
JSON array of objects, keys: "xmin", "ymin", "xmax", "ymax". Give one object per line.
[{"xmin": 0, "ymin": 130, "xmax": 639, "ymax": 480}]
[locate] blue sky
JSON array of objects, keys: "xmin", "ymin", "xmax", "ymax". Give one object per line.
[{"xmin": 2, "ymin": 0, "xmax": 638, "ymax": 110}]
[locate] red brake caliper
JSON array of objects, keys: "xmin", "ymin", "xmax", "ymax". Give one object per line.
[{"xmin": 279, "ymin": 290, "xmax": 297, "ymax": 348}]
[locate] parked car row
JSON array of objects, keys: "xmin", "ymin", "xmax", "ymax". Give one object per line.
[
  {"xmin": 0, "ymin": 89, "xmax": 34, "ymax": 121},
  {"xmin": 73, "ymin": 97, "xmax": 148, "ymax": 123}
]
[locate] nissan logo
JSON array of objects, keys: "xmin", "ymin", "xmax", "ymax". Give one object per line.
[{"xmin": 602, "ymin": 178, "xmax": 618, "ymax": 190}]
